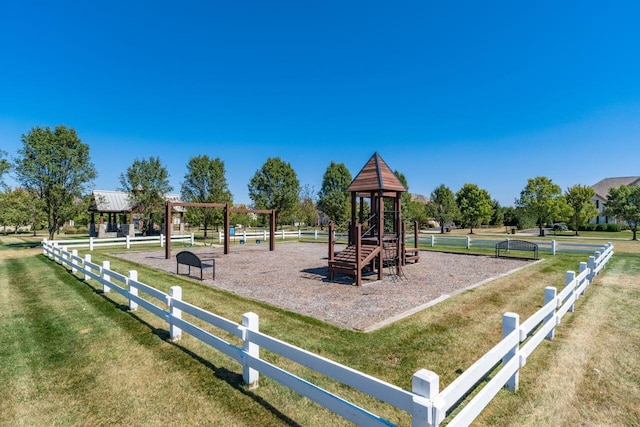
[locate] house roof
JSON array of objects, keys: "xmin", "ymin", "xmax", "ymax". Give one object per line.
[
  {"xmin": 346, "ymin": 152, "xmax": 407, "ymax": 193},
  {"xmin": 591, "ymin": 176, "xmax": 640, "ymax": 200},
  {"xmin": 410, "ymin": 193, "xmax": 430, "ymax": 204}
]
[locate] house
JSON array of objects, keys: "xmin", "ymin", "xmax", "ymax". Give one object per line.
[{"xmin": 591, "ymin": 176, "xmax": 640, "ymax": 224}]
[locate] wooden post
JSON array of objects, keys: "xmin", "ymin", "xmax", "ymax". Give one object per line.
[
  {"xmin": 377, "ymin": 191, "xmax": 384, "ymax": 281},
  {"xmin": 242, "ymin": 312, "xmax": 260, "ymax": 389},
  {"xmin": 356, "ymin": 223, "xmax": 362, "ymax": 286},
  {"xmin": 269, "ymin": 210, "xmax": 276, "ymax": 251},
  {"xmin": 165, "ymin": 201, "xmax": 171, "ymax": 259},
  {"xmin": 328, "ymin": 222, "xmax": 335, "ymax": 262},
  {"xmin": 224, "ymin": 203, "xmax": 230, "ymax": 255}
]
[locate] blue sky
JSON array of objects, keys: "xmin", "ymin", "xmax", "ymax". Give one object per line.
[{"xmin": 1, "ymin": 1, "xmax": 639, "ymax": 206}]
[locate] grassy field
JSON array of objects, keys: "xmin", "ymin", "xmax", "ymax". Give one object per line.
[{"xmin": 1, "ymin": 234, "xmax": 638, "ymax": 426}]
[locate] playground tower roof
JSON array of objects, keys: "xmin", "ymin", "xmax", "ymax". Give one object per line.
[{"xmin": 346, "ymin": 152, "xmax": 407, "ymax": 194}]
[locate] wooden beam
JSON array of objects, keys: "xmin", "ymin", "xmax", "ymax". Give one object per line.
[{"xmin": 165, "ymin": 201, "xmax": 172, "ymax": 259}]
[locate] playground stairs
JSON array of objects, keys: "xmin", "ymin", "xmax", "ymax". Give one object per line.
[{"xmin": 328, "ymin": 243, "xmax": 381, "ymax": 285}]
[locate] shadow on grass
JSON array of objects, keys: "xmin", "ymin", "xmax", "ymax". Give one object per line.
[
  {"xmin": 1, "ymin": 241, "xmax": 42, "ymax": 249},
  {"xmin": 68, "ymin": 268, "xmax": 302, "ymax": 427}
]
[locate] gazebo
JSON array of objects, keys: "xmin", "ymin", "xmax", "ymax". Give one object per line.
[{"xmin": 89, "ymin": 190, "xmax": 135, "ymax": 238}]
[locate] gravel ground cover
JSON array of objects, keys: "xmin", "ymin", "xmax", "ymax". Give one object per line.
[{"xmin": 116, "ymin": 242, "xmax": 533, "ymax": 331}]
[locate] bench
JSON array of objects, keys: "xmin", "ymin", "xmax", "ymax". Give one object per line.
[
  {"xmin": 495, "ymin": 239, "xmax": 539, "ymax": 260},
  {"xmin": 176, "ymin": 251, "xmax": 215, "ymax": 280}
]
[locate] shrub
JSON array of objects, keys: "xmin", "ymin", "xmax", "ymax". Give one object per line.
[
  {"xmin": 579, "ymin": 223, "xmax": 596, "ymax": 231},
  {"xmin": 606, "ymin": 223, "xmax": 621, "ymax": 232},
  {"xmin": 60, "ymin": 225, "xmax": 89, "ymax": 235},
  {"xmin": 595, "ymin": 223, "xmax": 607, "ymax": 231}
]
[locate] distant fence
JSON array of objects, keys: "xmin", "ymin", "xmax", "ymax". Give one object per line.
[
  {"xmin": 41, "ymin": 239, "xmax": 614, "ymax": 426},
  {"xmin": 49, "ymin": 234, "xmax": 194, "ymax": 250},
  {"xmin": 413, "ymin": 235, "xmax": 604, "ymax": 255},
  {"xmin": 49, "ymin": 231, "xmax": 602, "ymax": 257}
]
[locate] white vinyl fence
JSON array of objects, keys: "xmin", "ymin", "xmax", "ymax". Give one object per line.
[
  {"xmin": 49, "ymin": 234, "xmax": 194, "ymax": 250},
  {"xmin": 415, "ymin": 235, "xmax": 605, "ymax": 255},
  {"xmin": 41, "ymin": 240, "xmax": 614, "ymax": 426}
]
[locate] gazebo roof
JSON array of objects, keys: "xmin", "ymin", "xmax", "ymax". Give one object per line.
[
  {"xmin": 89, "ymin": 190, "xmax": 185, "ymax": 213},
  {"xmin": 91, "ymin": 190, "xmax": 132, "ymax": 213},
  {"xmin": 346, "ymin": 152, "xmax": 407, "ymax": 193}
]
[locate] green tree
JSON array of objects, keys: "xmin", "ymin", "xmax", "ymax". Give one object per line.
[
  {"xmin": 427, "ymin": 184, "xmax": 460, "ymax": 234},
  {"xmin": 406, "ymin": 197, "xmax": 430, "ymax": 226},
  {"xmin": 565, "ymin": 185, "xmax": 598, "ymax": 236},
  {"xmin": 248, "ymin": 157, "xmax": 300, "ymax": 227},
  {"xmin": 0, "ymin": 150, "xmax": 10, "ymax": 188},
  {"xmin": 0, "ymin": 188, "xmax": 43, "ymax": 235},
  {"xmin": 515, "ymin": 176, "xmax": 567, "ymax": 237},
  {"xmin": 393, "ymin": 170, "xmax": 411, "ymax": 214},
  {"xmin": 455, "ymin": 183, "xmax": 494, "ymax": 234},
  {"xmin": 317, "ymin": 161, "xmax": 352, "ymax": 224},
  {"xmin": 605, "ymin": 185, "xmax": 640, "ymax": 240},
  {"xmin": 491, "ymin": 199, "xmax": 505, "ymax": 226},
  {"xmin": 14, "ymin": 125, "xmax": 97, "ymax": 240},
  {"xmin": 181, "ymin": 155, "xmax": 232, "ymax": 236},
  {"xmin": 298, "ymin": 185, "xmax": 318, "ymax": 227},
  {"xmin": 120, "ymin": 156, "xmax": 172, "ymax": 236},
  {"xmin": 230, "ymin": 204, "xmax": 256, "ymax": 229}
]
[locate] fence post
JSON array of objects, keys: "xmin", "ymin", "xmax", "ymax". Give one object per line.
[
  {"xmin": 126, "ymin": 235, "xmax": 130, "ymax": 249},
  {"xmin": 566, "ymin": 271, "xmax": 576, "ymax": 312},
  {"xmin": 298, "ymin": 229, "xmax": 301, "ymax": 240},
  {"xmin": 160, "ymin": 234, "xmax": 165, "ymax": 248},
  {"xmin": 412, "ymin": 369, "xmax": 442, "ymax": 427},
  {"xmin": 169, "ymin": 286, "xmax": 182, "ymax": 341},
  {"xmin": 282, "ymin": 229, "xmax": 285, "ymax": 240},
  {"xmin": 102, "ymin": 261, "xmax": 111, "ymax": 293},
  {"xmin": 578, "ymin": 262, "xmax": 588, "ymax": 295},
  {"xmin": 242, "ymin": 312, "xmax": 259, "ymax": 389},
  {"xmin": 551, "ymin": 240, "xmax": 556, "ymax": 256},
  {"xmin": 190, "ymin": 233, "xmax": 194, "ymax": 246},
  {"xmin": 430, "ymin": 235, "xmax": 435, "ymax": 247},
  {"xmin": 502, "ymin": 312, "xmax": 519, "ymax": 391},
  {"xmin": 588, "ymin": 255, "xmax": 596, "ymax": 282},
  {"xmin": 61, "ymin": 246, "xmax": 68, "ymax": 267},
  {"xmin": 466, "ymin": 235, "xmax": 470, "ymax": 249},
  {"xmin": 128, "ymin": 270, "xmax": 138, "ymax": 311},
  {"xmin": 84, "ymin": 254, "xmax": 92, "ymax": 281},
  {"xmin": 71, "ymin": 249, "xmax": 78, "ymax": 274},
  {"xmin": 314, "ymin": 230, "xmax": 318, "ymax": 240},
  {"xmin": 544, "ymin": 287, "xmax": 557, "ymax": 340},
  {"xmin": 218, "ymin": 231, "xmax": 222, "ymax": 244},
  {"xmin": 89, "ymin": 237, "xmax": 94, "ymax": 251}
]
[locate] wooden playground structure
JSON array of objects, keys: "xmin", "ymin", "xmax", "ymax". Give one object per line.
[
  {"xmin": 164, "ymin": 202, "xmax": 275, "ymax": 259},
  {"xmin": 328, "ymin": 153, "xmax": 420, "ymax": 286}
]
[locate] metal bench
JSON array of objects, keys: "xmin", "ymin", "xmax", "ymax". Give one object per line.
[
  {"xmin": 176, "ymin": 251, "xmax": 215, "ymax": 280},
  {"xmin": 495, "ymin": 239, "xmax": 539, "ymax": 260}
]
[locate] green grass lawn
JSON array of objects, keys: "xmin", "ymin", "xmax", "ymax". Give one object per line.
[{"xmin": 1, "ymin": 235, "xmax": 638, "ymax": 426}]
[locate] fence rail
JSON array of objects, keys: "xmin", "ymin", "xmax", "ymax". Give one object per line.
[
  {"xmin": 41, "ymin": 239, "xmax": 614, "ymax": 426},
  {"xmin": 50, "ymin": 231, "xmax": 602, "ymax": 257}
]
